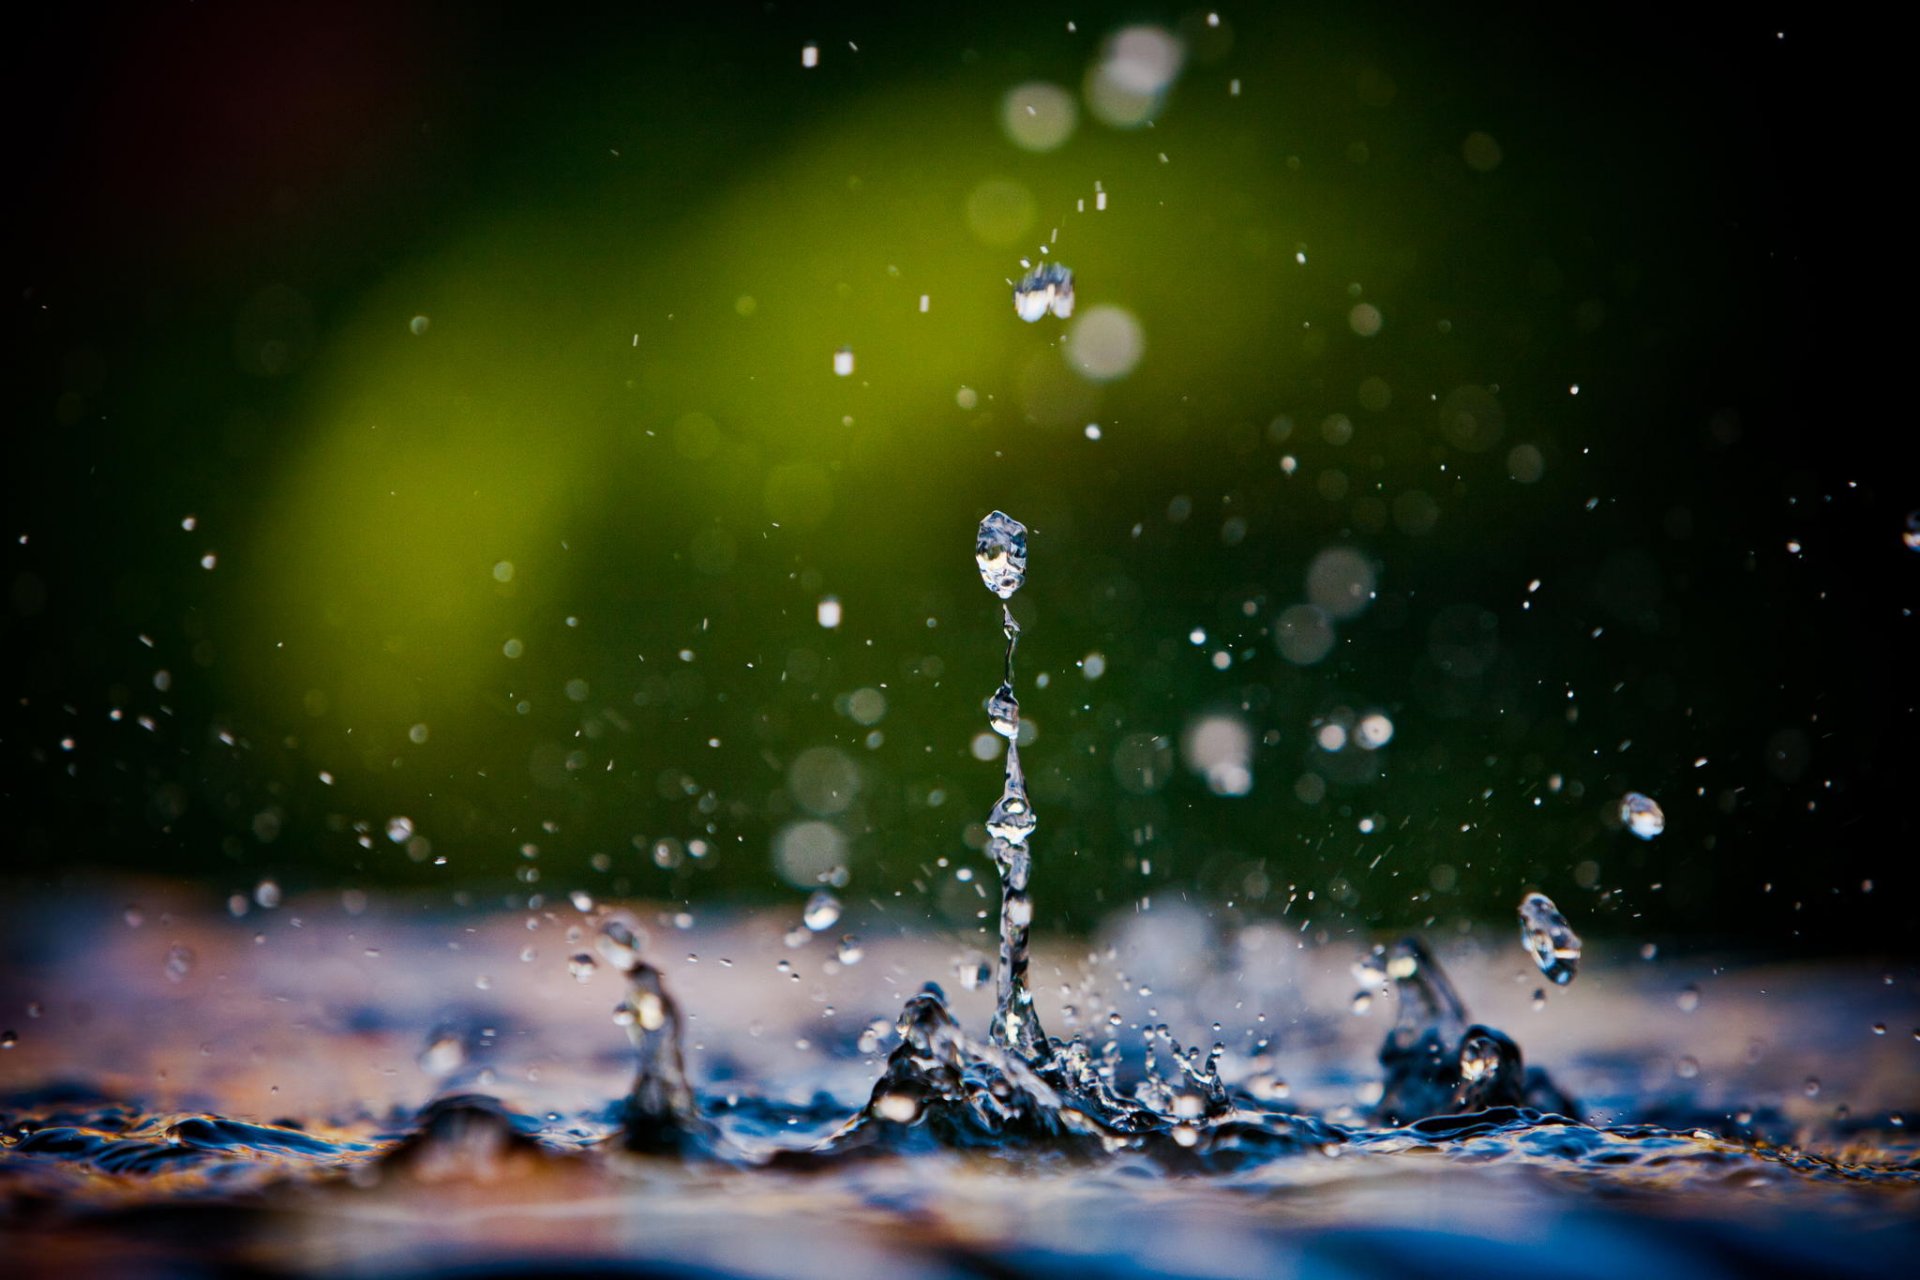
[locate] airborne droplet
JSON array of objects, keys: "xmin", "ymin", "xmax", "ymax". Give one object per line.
[
  {"xmin": 1518, "ymin": 892, "xmax": 1582, "ymax": 986},
  {"xmin": 1620, "ymin": 791, "xmax": 1665, "ymax": 839},
  {"xmin": 975, "ymin": 511, "xmax": 1029, "ymax": 599},
  {"xmin": 1013, "ymin": 261, "xmax": 1075, "ymax": 322},
  {"xmin": 803, "ymin": 889, "xmax": 842, "ymax": 932},
  {"xmin": 986, "ymin": 681, "xmax": 1020, "ymax": 738}
]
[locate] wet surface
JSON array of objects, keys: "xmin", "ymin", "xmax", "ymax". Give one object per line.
[{"xmin": 2, "ymin": 887, "xmax": 1916, "ymax": 1277}]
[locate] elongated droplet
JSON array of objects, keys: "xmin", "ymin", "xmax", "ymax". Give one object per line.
[
  {"xmin": 975, "ymin": 511, "xmax": 1028, "ymax": 599},
  {"xmin": 987, "ymin": 742, "xmax": 1038, "ymax": 845},
  {"xmin": 1518, "ymin": 892, "xmax": 1582, "ymax": 986}
]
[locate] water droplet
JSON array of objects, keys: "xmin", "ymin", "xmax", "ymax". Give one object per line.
[
  {"xmin": 0, "ymin": 1030, "xmax": 16, "ymax": 1049},
  {"xmin": 986, "ymin": 682, "xmax": 1020, "ymax": 738},
  {"xmin": 1905, "ymin": 510, "xmax": 1920, "ymax": 551},
  {"xmin": 253, "ymin": 879, "xmax": 282, "ymax": 910},
  {"xmin": 1356, "ymin": 712, "xmax": 1394, "ymax": 749},
  {"xmin": 832, "ymin": 346, "xmax": 854, "ymax": 376},
  {"xmin": 836, "ymin": 935, "xmax": 864, "ymax": 965},
  {"xmin": 1517, "ymin": 892, "xmax": 1582, "ymax": 986},
  {"xmin": 1013, "ymin": 261, "xmax": 1075, "ymax": 322},
  {"xmin": 955, "ymin": 952, "xmax": 991, "ymax": 990},
  {"xmin": 568, "ymin": 953, "xmax": 598, "ymax": 982},
  {"xmin": 385, "ymin": 816, "xmax": 414, "ymax": 844},
  {"xmin": 1677, "ymin": 984, "xmax": 1701, "ymax": 1012},
  {"xmin": 1620, "ymin": 791, "xmax": 1665, "ymax": 839},
  {"xmin": 975, "ymin": 511, "xmax": 1028, "ymax": 599},
  {"xmin": 164, "ymin": 944, "xmax": 195, "ymax": 983},
  {"xmin": 987, "ymin": 784, "xmax": 1037, "ymax": 845},
  {"xmin": 802, "ymin": 890, "xmax": 842, "ymax": 932},
  {"xmin": 417, "ymin": 1029, "xmax": 466, "ymax": 1076},
  {"xmin": 596, "ymin": 912, "xmax": 648, "ymax": 971}
]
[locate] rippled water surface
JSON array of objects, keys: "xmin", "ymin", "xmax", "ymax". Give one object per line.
[{"xmin": 3, "ymin": 888, "xmax": 1915, "ymax": 1278}]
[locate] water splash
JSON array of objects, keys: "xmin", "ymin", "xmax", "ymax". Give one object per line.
[
  {"xmin": 974, "ymin": 511, "xmax": 1049, "ymax": 1062},
  {"xmin": 599, "ymin": 918, "xmax": 706, "ymax": 1155},
  {"xmin": 1372, "ymin": 937, "xmax": 1578, "ymax": 1125}
]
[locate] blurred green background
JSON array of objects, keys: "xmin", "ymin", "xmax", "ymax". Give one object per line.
[{"xmin": 6, "ymin": 1, "xmax": 1913, "ymax": 948}]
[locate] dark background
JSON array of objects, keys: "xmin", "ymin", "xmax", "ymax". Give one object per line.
[{"xmin": 5, "ymin": 0, "xmax": 1914, "ymax": 951}]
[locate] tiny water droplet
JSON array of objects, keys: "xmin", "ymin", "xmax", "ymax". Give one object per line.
[
  {"xmin": 986, "ymin": 682, "xmax": 1020, "ymax": 738},
  {"xmin": 836, "ymin": 934, "xmax": 864, "ymax": 965},
  {"xmin": 596, "ymin": 912, "xmax": 647, "ymax": 970},
  {"xmin": 568, "ymin": 953, "xmax": 598, "ymax": 982},
  {"xmin": 955, "ymin": 952, "xmax": 991, "ymax": 990},
  {"xmin": 164, "ymin": 944, "xmax": 194, "ymax": 983},
  {"xmin": 803, "ymin": 890, "xmax": 842, "ymax": 932},
  {"xmin": 1677, "ymin": 984, "xmax": 1701, "ymax": 1012},
  {"xmin": 1013, "ymin": 261, "xmax": 1075, "ymax": 322},
  {"xmin": 1620, "ymin": 791, "xmax": 1665, "ymax": 839}
]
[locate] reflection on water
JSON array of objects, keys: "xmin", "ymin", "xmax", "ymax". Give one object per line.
[{"xmin": 2, "ymin": 888, "xmax": 1914, "ymax": 1276}]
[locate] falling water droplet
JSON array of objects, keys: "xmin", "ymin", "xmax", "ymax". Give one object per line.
[
  {"xmin": 164, "ymin": 944, "xmax": 195, "ymax": 983},
  {"xmin": 975, "ymin": 511, "xmax": 1028, "ymax": 599},
  {"xmin": 803, "ymin": 890, "xmax": 842, "ymax": 932},
  {"xmin": 1013, "ymin": 261, "xmax": 1075, "ymax": 322},
  {"xmin": 596, "ymin": 912, "xmax": 648, "ymax": 970},
  {"xmin": 1518, "ymin": 892, "xmax": 1582, "ymax": 986},
  {"xmin": 568, "ymin": 953, "xmax": 598, "ymax": 982},
  {"xmin": 955, "ymin": 952, "xmax": 991, "ymax": 990},
  {"xmin": 986, "ymin": 682, "xmax": 1020, "ymax": 738},
  {"xmin": 836, "ymin": 935, "xmax": 864, "ymax": 965},
  {"xmin": 1620, "ymin": 791, "xmax": 1665, "ymax": 839}
]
